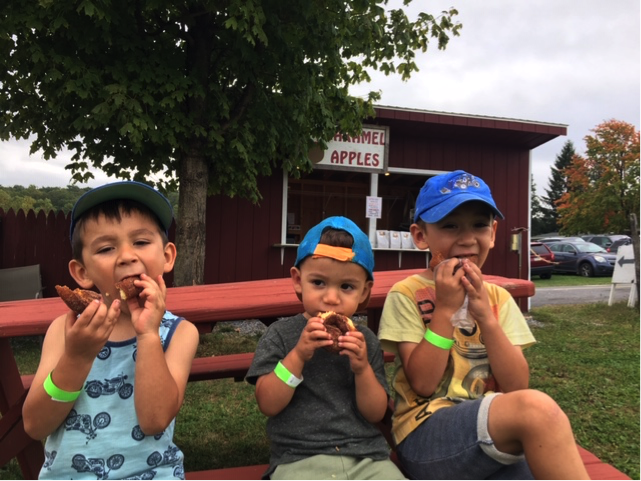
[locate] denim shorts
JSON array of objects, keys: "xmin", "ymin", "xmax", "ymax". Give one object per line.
[{"xmin": 396, "ymin": 393, "xmax": 533, "ymax": 480}]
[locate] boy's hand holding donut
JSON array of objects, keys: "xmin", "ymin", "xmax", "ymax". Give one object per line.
[
  {"xmin": 55, "ymin": 285, "xmax": 120, "ymax": 361},
  {"xmin": 126, "ymin": 274, "xmax": 167, "ymax": 338}
]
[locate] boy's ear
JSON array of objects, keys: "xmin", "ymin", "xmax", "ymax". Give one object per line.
[
  {"xmin": 290, "ymin": 266, "xmax": 304, "ymax": 303},
  {"xmin": 410, "ymin": 223, "xmax": 429, "ymax": 250},
  {"xmin": 68, "ymin": 259, "xmax": 95, "ymax": 289},
  {"xmin": 163, "ymin": 242, "xmax": 177, "ymax": 273},
  {"xmin": 360, "ymin": 280, "xmax": 373, "ymax": 303},
  {"xmin": 290, "ymin": 266, "xmax": 303, "ymax": 296},
  {"xmin": 356, "ymin": 279, "xmax": 373, "ymax": 312},
  {"xmin": 489, "ymin": 219, "xmax": 498, "ymax": 249}
]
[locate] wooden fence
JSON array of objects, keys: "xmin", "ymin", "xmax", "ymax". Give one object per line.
[{"xmin": 0, "ymin": 207, "xmax": 176, "ymax": 298}]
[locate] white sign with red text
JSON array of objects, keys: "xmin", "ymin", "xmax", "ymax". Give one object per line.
[{"xmin": 311, "ymin": 125, "xmax": 389, "ymax": 173}]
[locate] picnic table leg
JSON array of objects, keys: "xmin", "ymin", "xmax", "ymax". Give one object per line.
[{"xmin": 0, "ymin": 338, "xmax": 44, "ymax": 479}]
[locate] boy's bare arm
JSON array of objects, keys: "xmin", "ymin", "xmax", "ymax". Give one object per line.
[
  {"xmin": 134, "ymin": 319, "xmax": 199, "ymax": 434},
  {"xmin": 340, "ymin": 330, "xmax": 388, "ymax": 423},
  {"xmin": 461, "ymin": 262, "xmax": 529, "ymax": 391},
  {"xmin": 23, "ymin": 301, "xmax": 119, "ymax": 440},
  {"xmin": 353, "ymin": 365, "xmax": 388, "ymax": 422},
  {"xmin": 129, "ymin": 274, "xmax": 197, "ymax": 433},
  {"xmin": 400, "ymin": 305, "xmax": 456, "ymax": 397},
  {"xmin": 255, "ymin": 317, "xmax": 331, "ymax": 416}
]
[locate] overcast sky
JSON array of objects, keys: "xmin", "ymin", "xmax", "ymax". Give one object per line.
[{"xmin": 1, "ymin": 0, "xmax": 639, "ymax": 196}]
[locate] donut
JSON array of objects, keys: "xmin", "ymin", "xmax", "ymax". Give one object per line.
[
  {"xmin": 429, "ymin": 251, "xmax": 445, "ymax": 270},
  {"xmin": 319, "ymin": 311, "xmax": 357, "ymax": 353},
  {"xmin": 55, "ymin": 285, "xmax": 101, "ymax": 314},
  {"xmin": 430, "ymin": 253, "xmax": 464, "ymax": 275},
  {"xmin": 115, "ymin": 277, "xmax": 142, "ymax": 300}
]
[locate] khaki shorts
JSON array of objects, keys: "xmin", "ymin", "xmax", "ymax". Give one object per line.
[{"xmin": 271, "ymin": 454, "xmax": 406, "ymax": 480}]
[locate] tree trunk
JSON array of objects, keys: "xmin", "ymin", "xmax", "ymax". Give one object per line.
[
  {"xmin": 630, "ymin": 214, "xmax": 641, "ymax": 312},
  {"xmin": 173, "ymin": 12, "xmax": 213, "ymax": 287},
  {"xmin": 174, "ymin": 148, "xmax": 209, "ymax": 286}
]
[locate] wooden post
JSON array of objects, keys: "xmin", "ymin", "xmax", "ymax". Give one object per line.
[{"xmin": 630, "ymin": 214, "xmax": 641, "ymax": 312}]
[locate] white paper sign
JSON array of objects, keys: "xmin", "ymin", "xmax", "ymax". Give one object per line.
[{"xmin": 366, "ymin": 196, "xmax": 382, "ymax": 219}]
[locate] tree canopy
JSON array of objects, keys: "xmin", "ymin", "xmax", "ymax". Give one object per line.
[
  {"xmin": 557, "ymin": 120, "xmax": 640, "ymax": 235},
  {"xmin": 0, "ymin": 1, "xmax": 461, "ymax": 285}
]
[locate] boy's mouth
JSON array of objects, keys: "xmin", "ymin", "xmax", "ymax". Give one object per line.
[
  {"xmin": 118, "ymin": 274, "xmax": 141, "ymax": 282},
  {"xmin": 454, "ymin": 254, "xmax": 477, "ymax": 262}
]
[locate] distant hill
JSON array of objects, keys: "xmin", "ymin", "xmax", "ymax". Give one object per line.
[{"xmin": 0, "ymin": 184, "xmax": 178, "ymax": 215}]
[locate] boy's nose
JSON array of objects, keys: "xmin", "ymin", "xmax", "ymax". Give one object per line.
[
  {"xmin": 118, "ymin": 245, "xmax": 138, "ymax": 264},
  {"xmin": 458, "ymin": 228, "xmax": 477, "ymax": 244},
  {"xmin": 323, "ymin": 288, "xmax": 340, "ymax": 305}
]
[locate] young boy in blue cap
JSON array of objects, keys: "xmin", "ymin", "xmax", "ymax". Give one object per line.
[
  {"xmin": 23, "ymin": 181, "xmax": 199, "ymax": 480},
  {"xmin": 246, "ymin": 216, "xmax": 405, "ymax": 479},
  {"xmin": 378, "ymin": 171, "xmax": 589, "ymax": 480}
]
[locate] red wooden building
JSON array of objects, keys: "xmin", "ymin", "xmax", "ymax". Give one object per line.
[
  {"xmin": 0, "ymin": 106, "xmax": 566, "ymax": 296},
  {"xmin": 203, "ymin": 105, "xmax": 566, "ymax": 284}
]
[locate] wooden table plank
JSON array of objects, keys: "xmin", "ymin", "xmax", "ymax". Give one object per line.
[{"xmin": 0, "ymin": 270, "xmax": 534, "ymax": 338}]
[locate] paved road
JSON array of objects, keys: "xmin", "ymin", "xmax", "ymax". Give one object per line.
[{"xmin": 531, "ymin": 283, "xmax": 636, "ymax": 308}]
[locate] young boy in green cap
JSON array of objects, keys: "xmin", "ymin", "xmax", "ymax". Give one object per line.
[{"xmin": 23, "ymin": 181, "xmax": 199, "ymax": 480}]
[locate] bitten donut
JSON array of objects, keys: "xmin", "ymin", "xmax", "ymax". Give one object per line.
[
  {"xmin": 319, "ymin": 311, "xmax": 357, "ymax": 353},
  {"xmin": 429, "ymin": 251, "xmax": 446, "ymax": 270},
  {"xmin": 430, "ymin": 253, "xmax": 464, "ymax": 275},
  {"xmin": 55, "ymin": 285, "xmax": 101, "ymax": 314},
  {"xmin": 115, "ymin": 277, "xmax": 142, "ymax": 300}
]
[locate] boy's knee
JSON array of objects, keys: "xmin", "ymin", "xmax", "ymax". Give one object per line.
[{"xmin": 510, "ymin": 389, "xmax": 568, "ymax": 427}]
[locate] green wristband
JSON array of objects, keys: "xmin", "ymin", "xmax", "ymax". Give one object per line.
[
  {"xmin": 424, "ymin": 328, "xmax": 455, "ymax": 350},
  {"xmin": 274, "ymin": 361, "xmax": 303, "ymax": 388},
  {"xmin": 43, "ymin": 371, "xmax": 82, "ymax": 402}
]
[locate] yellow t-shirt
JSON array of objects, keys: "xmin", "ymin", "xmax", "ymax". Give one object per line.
[{"xmin": 378, "ymin": 274, "xmax": 536, "ymax": 446}]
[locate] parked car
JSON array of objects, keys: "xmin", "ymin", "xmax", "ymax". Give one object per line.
[
  {"xmin": 581, "ymin": 234, "xmax": 630, "ymax": 252},
  {"xmin": 530, "ymin": 242, "xmax": 555, "ymax": 279},
  {"xmin": 547, "ymin": 241, "xmax": 617, "ymax": 277},
  {"xmin": 536, "ymin": 236, "xmax": 584, "ymax": 245},
  {"xmin": 608, "ymin": 237, "xmax": 632, "ymax": 254}
]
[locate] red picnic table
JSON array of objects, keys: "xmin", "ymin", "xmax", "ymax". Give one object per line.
[{"xmin": 1, "ymin": 269, "xmax": 537, "ymax": 479}]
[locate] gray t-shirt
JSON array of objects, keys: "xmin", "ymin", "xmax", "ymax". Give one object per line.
[{"xmin": 246, "ymin": 313, "xmax": 392, "ymax": 477}]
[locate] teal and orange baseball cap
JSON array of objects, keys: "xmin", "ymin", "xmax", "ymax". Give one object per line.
[
  {"xmin": 414, "ymin": 170, "xmax": 504, "ymax": 223},
  {"xmin": 295, "ymin": 216, "xmax": 374, "ymax": 281},
  {"xmin": 70, "ymin": 181, "xmax": 173, "ymax": 240}
]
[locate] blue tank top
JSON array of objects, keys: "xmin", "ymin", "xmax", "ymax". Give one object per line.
[{"xmin": 40, "ymin": 311, "xmax": 186, "ymax": 480}]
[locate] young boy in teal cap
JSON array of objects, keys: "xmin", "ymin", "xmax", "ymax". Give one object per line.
[
  {"xmin": 23, "ymin": 181, "xmax": 199, "ymax": 480},
  {"xmin": 246, "ymin": 216, "xmax": 405, "ymax": 480},
  {"xmin": 378, "ymin": 170, "xmax": 589, "ymax": 479}
]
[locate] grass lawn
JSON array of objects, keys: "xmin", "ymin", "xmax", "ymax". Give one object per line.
[
  {"xmin": 532, "ymin": 273, "xmax": 613, "ymax": 288},
  {"xmin": 1, "ymin": 297, "xmax": 638, "ymax": 479}
]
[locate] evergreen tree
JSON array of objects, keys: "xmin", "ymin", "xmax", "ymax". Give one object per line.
[
  {"xmin": 530, "ymin": 176, "xmax": 546, "ymax": 236},
  {"xmin": 541, "ymin": 140, "xmax": 575, "ymax": 233}
]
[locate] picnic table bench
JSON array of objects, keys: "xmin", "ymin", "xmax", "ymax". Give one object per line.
[{"xmin": 0, "ymin": 270, "xmax": 628, "ymax": 479}]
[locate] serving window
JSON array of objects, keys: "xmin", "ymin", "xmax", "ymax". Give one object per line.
[{"xmin": 283, "ymin": 169, "xmax": 427, "ymax": 245}]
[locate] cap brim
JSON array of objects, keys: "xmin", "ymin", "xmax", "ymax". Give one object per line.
[{"xmin": 418, "ymin": 196, "xmax": 504, "ymax": 223}]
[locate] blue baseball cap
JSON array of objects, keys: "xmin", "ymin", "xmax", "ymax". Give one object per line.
[
  {"xmin": 414, "ymin": 170, "xmax": 504, "ymax": 223},
  {"xmin": 295, "ymin": 216, "xmax": 374, "ymax": 281},
  {"xmin": 70, "ymin": 181, "xmax": 173, "ymax": 240}
]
